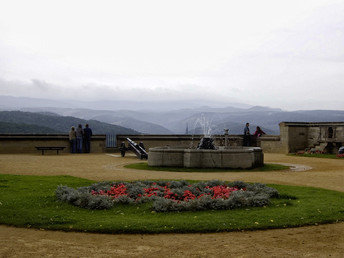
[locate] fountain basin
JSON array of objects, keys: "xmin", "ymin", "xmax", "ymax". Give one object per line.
[{"xmin": 148, "ymin": 147, "xmax": 264, "ymax": 169}]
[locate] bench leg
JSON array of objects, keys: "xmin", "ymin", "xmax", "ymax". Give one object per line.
[
  {"xmin": 42, "ymin": 150, "xmax": 44, "ymax": 155},
  {"xmin": 57, "ymin": 150, "xmax": 59, "ymax": 155}
]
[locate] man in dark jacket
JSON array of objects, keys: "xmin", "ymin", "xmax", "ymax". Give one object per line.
[
  {"xmin": 243, "ymin": 122, "xmax": 250, "ymax": 146},
  {"xmin": 83, "ymin": 124, "xmax": 93, "ymax": 153}
]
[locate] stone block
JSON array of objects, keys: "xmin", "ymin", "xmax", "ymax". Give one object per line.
[
  {"xmin": 149, "ymin": 147, "xmax": 263, "ymax": 169},
  {"xmin": 148, "ymin": 148, "xmax": 184, "ymax": 167}
]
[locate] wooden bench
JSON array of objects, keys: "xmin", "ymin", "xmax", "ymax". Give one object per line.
[{"xmin": 35, "ymin": 146, "xmax": 66, "ymax": 155}]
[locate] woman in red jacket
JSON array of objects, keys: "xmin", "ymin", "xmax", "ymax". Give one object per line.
[{"xmin": 253, "ymin": 126, "xmax": 265, "ymax": 137}]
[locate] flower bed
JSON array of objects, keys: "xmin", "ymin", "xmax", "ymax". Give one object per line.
[
  {"xmin": 56, "ymin": 180, "xmax": 279, "ymax": 212},
  {"xmin": 296, "ymin": 150, "xmax": 325, "ymax": 155}
]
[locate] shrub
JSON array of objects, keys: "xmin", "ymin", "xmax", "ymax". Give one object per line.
[
  {"xmin": 56, "ymin": 185, "xmax": 113, "ymax": 210},
  {"xmin": 56, "ymin": 180, "xmax": 279, "ymax": 212}
]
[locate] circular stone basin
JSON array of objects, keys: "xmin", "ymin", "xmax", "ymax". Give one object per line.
[{"xmin": 148, "ymin": 146, "xmax": 264, "ymax": 169}]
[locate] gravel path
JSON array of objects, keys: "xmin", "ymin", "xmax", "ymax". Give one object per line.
[{"xmin": 0, "ymin": 153, "xmax": 343, "ymax": 257}]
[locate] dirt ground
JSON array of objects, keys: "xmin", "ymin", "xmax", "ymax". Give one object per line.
[{"xmin": 0, "ymin": 153, "xmax": 343, "ymax": 257}]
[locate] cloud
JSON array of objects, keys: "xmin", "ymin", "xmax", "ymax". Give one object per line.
[
  {"xmin": 30, "ymin": 79, "xmax": 54, "ymax": 91},
  {"xmin": 0, "ymin": 77, "xmax": 230, "ymax": 102},
  {"xmin": 0, "ymin": 1, "xmax": 344, "ymax": 110},
  {"xmin": 0, "ymin": 78, "xmax": 61, "ymax": 98}
]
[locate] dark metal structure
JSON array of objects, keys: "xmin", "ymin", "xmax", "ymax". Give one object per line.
[{"xmin": 125, "ymin": 138, "xmax": 148, "ymax": 159}]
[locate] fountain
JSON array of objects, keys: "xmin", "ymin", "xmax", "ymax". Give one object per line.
[
  {"xmin": 148, "ymin": 128, "xmax": 264, "ymax": 169},
  {"xmin": 197, "ymin": 137, "xmax": 215, "ymax": 150}
]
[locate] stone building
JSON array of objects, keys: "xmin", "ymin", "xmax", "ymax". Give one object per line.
[{"xmin": 279, "ymin": 122, "xmax": 344, "ymax": 153}]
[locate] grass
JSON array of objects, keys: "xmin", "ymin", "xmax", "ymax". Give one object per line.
[
  {"xmin": 290, "ymin": 153, "xmax": 344, "ymax": 159},
  {"xmin": 0, "ymin": 174, "xmax": 343, "ymax": 234},
  {"xmin": 124, "ymin": 162, "xmax": 289, "ymax": 172}
]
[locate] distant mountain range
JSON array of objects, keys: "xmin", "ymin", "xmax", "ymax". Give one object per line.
[
  {"xmin": 19, "ymin": 107, "xmax": 174, "ymax": 134},
  {"xmin": 1, "ymin": 95, "xmax": 344, "ymax": 135},
  {"xmin": 0, "ymin": 111, "xmax": 139, "ymax": 135}
]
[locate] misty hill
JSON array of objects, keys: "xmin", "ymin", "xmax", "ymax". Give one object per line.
[
  {"xmin": 192, "ymin": 122, "xmax": 275, "ymax": 135},
  {"xmin": 22, "ymin": 107, "xmax": 173, "ymax": 134},
  {"xmin": 2, "ymin": 95, "xmax": 344, "ymax": 135},
  {"xmin": 16, "ymin": 107, "xmax": 344, "ymax": 135},
  {"xmin": 177, "ymin": 109, "xmax": 344, "ymax": 134},
  {"xmin": 21, "ymin": 106, "xmax": 248, "ymax": 134},
  {"xmin": 0, "ymin": 121, "xmax": 60, "ymax": 134},
  {"xmin": 94, "ymin": 116, "xmax": 173, "ymax": 134},
  {"xmin": 0, "ymin": 111, "xmax": 140, "ymax": 135}
]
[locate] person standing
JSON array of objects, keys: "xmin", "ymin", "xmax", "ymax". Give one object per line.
[
  {"xmin": 83, "ymin": 124, "xmax": 93, "ymax": 153},
  {"xmin": 76, "ymin": 124, "xmax": 83, "ymax": 153},
  {"xmin": 243, "ymin": 122, "xmax": 251, "ymax": 146},
  {"xmin": 120, "ymin": 141, "xmax": 127, "ymax": 157},
  {"xmin": 69, "ymin": 126, "xmax": 77, "ymax": 153},
  {"xmin": 253, "ymin": 126, "xmax": 266, "ymax": 137}
]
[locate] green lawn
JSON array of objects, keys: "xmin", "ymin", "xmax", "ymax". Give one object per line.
[
  {"xmin": 0, "ymin": 174, "xmax": 343, "ymax": 234},
  {"xmin": 290, "ymin": 153, "xmax": 343, "ymax": 159},
  {"xmin": 124, "ymin": 163, "xmax": 289, "ymax": 172}
]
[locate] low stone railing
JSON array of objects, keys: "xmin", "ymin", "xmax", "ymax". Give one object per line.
[
  {"xmin": 0, "ymin": 134, "xmax": 106, "ymax": 153},
  {"xmin": 116, "ymin": 134, "xmax": 284, "ymax": 153}
]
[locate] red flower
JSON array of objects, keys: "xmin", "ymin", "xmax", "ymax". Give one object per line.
[
  {"xmin": 91, "ymin": 182, "xmax": 245, "ymax": 203},
  {"xmin": 91, "ymin": 184, "xmax": 128, "ymax": 198},
  {"xmin": 183, "ymin": 190, "xmax": 196, "ymax": 201},
  {"xmin": 208, "ymin": 185, "xmax": 240, "ymax": 199}
]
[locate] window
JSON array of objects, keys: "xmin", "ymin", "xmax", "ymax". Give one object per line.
[{"xmin": 328, "ymin": 127, "xmax": 333, "ymax": 138}]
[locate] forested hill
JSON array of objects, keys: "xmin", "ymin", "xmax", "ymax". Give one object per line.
[
  {"xmin": 0, "ymin": 111, "xmax": 140, "ymax": 135},
  {"xmin": 0, "ymin": 121, "xmax": 60, "ymax": 134}
]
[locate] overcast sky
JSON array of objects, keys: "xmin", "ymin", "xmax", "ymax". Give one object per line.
[{"xmin": 0, "ymin": 0, "xmax": 344, "ymax": 110}]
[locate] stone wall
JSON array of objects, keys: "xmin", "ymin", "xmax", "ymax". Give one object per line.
[
  {"xmin": 308, "ymin": 127, "xmax": 321, "ymax": 147},
  {"xmin": 287, "ymin": 125, "xmax": 308, "ymax": 153},
  {"xmin": 148, "ymin": 147, "xmax": 264, "ymax": 169},
  {"xmin": 259, "ymin": 136, "xmax": 285, "ymax": 153},
  {"xmin": 117, "ymin": 134, "xmax": 283, "ymax": 153},
  {"xmin": 118, "ymin": 122, "xmax": 344, "ymax": 154},
  {"xmin": 0, "ymin": 134, "xmax": 106, "ymax": 154},
  {"xmin": 2, "ymin": 122, "xmax": 343, "ymax": 154},
  {"xmin": 279, "ymin": 122, "xmax": 344, "ymax": 153},
  {"xmin": 117, "ymin": 135, "xmax": 244, "ymax": 150}
]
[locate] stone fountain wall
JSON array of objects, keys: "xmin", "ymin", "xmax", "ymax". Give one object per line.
[{"xmin": 148, "ymin": 147, "xmax": 263, "ymax": 169}]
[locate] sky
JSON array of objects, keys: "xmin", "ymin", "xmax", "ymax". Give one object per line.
[{"xmin": 0, "ymin": 0, "xmax": 344, "ymax": 110}]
